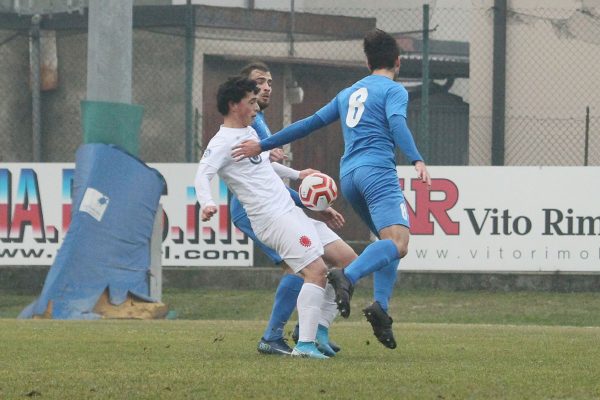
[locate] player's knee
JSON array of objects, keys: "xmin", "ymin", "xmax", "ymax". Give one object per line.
[
  {"xmin": 332, "ymin": 249, "xmax": 358, "ymax": 269},
  {"xmin": 398, "ymin": 244, "xmax": 408, "ymax": 258},
  {"xmin": 393, "ymin": 240, "xmax": 408, "ymax": 259},
  {"xmin": 301, "ymin": 260, "xmax": 327, "ymax": 286}
]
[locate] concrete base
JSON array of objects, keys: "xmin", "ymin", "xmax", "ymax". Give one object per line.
[{"xmin": 2, "ymin": 266, "xmax": 600, "ymax": 294}]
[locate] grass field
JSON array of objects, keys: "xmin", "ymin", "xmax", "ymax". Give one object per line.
[{"xmin": 2, "ymin": 288, "xmax": 600, "ymax": 399}]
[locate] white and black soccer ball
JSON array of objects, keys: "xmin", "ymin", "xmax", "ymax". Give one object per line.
[{"xmin": 299, "ymin": 172, "xmax": 338, "ymax": 211}]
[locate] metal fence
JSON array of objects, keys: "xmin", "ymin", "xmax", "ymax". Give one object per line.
[{"xmin": 0, "ymin": 2, "xmax": 599, "ymax": 166}]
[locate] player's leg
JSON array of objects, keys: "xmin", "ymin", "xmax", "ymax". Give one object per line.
[
  {"xmin": 294, "ymin": 257, "xmax": 329, "ymax": 358},
  {"xmin": 256, "ymin": 208, "xmax": 329, "ymax": 359},
  {"xmin": 316, "ymin": 226, "xmax": 358, "ymax": 356},
  {"xmin": 341, "ymin": 166, "xmax": 406, "ymax": 283},
  {"xmin": 329, "ymin": 167, "xmax": 405, "ymax": 319},
  {"xmin": 234, "ymin": 215, "xmax": 301, "ymax": 355},
  {"xmin": 290, "ymin": 237, "xmax": 352, "ymax": 353},
  {"xmin": 360, "ymin": 168, "xmax": 410, "ymax": 349},
  {"xmin": 321, "ymin": 239, "xmax": 357, "ymax": 337},
  {"xmin": 373, "ymin": 259, "xmax": 399, "ymax": 313},
  {"xmin": 364, "ymin": 257, "xmax": 400, "ymax": 349}
]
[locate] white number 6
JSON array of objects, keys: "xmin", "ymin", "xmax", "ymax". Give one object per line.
[{"xmin": 345, "ymin": 87, "xmax": 368, "ymax": 128}]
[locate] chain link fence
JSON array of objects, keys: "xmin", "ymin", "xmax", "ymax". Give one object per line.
[{"xmin": 0, "ymin": 2, "xmax": 599, "ymax": 166}]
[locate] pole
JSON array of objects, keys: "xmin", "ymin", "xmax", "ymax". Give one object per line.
[
  {"xmin": 420, "ymin": 4, "xmax": 430, "ymax": 161},
  {"xmin": 86, "ymin": 0, "xmax": 133, "ymax": 103},
  {"xmin": 84, "ymin": 0, "xmax": 142, "ymax": 156},
  {"xmin": 185, "ymin": 0, "xmax": 195, "ymax": 162},
  {"xmin": 30, "ymin": 14, "xmax": 42, "ymax": 162},
  {"xmin": 289, "ymin": 0, "xmax": 295, "ymax": 57},
  {"xmin": 584, "ymin": 106, "xmax": 590, "ymax": 166},
  {"xmin": 491, "ymin": 0, "xmax": 507, "ymax": 165}
]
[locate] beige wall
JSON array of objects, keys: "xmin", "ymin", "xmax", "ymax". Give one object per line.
[{"xmin": 469, "ymin": 0, "xmax": 600, "ymax": 165}]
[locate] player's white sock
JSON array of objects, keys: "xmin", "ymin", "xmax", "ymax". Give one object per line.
[
  {"xmin": 318, "ymin": 282, "xmax": 338, "ymax": 328},
  {"xmin": 297, "ymin": 283, "xmax": 326, "ymax": 343}
]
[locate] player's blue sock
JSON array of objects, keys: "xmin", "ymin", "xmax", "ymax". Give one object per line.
[
  {"xmin": 373, "ymin": 260, "xmax": 399, "ymax": 312},
  {"xmin": 343, "ymin": 239, "xmax": 400, "ymax": 285},
  {"xmin": 262, "ymin": 273, "xmax": 303, "ymax": 341}
]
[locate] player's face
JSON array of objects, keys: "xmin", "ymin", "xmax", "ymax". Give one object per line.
[
  {"xmin": 237, "ymin": 91, "xmax": 260, "ymax": 126},
  {"xmin": 248, "ymin": 69, "xmax": 272, "ymax": 110}
]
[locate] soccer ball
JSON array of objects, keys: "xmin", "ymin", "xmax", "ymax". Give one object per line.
[{"xmin": 299, "ymin": 172, "xmax": 338, "ymax": 211}]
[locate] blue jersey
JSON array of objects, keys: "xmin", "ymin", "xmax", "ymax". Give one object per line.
[
  {"xmin": 252, "ymin": 111, "xmax": 272, "ymax": 140},
  {"xmin": 260, "ymin": 75, "xmax": 422, "ymax": 179},
  {"xmin": 317, "ymin": 75, "xmax": 421, "ymax": 178}
]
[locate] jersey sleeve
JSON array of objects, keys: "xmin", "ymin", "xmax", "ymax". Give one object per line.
[
  {"xmin": 251, "ymin": 113, "xmax": 271, "ymax": 140},
  {"xmin": 385, "ymin": 84, "xmax": 409, "ymax": 119},
  {"xmin": 315, "ymin": 98, "xmax": 340, "ymax": 125},
  {"xmin": 194, "ymin": 162, "xmax": 218, "ymax": 208},
  {"xmin": 195, "ymin": 138, "xmax": 230, "ymax": 207},
  {"xmin": 199, "ymin": 137, "xmax": 229, "ymax": 170},
  {"xmin": 259, "ymin": 99, "xmax": 339, "ymax": 151},
  {"xmin": 389, "ymin": 113, "xmax": 423, "ymax": 163},
  {"xmin": 271, "ymin": 162, "xmax": 301, "ymax": 180}
]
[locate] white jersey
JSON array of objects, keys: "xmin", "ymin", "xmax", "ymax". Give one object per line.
[{"xmin": 197, "ymin": 126, "xmax": 295, "ymax": 232}]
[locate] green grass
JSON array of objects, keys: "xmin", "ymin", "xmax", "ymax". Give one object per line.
[
  {"xmin": 6, "ymin": 288, "xmax": 600, "ymax": 326},
  {"xmin": 2, "ymin": 288, "xmax": 600, "ymax": 399},
  {"xmin": 1, "ymin": 320, "xmax": 600, "ymax": 399}
]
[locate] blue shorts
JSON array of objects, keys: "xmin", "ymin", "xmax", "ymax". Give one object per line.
[
  {"xmin": 233, "ymin": 215, "xmax": 284, "ymax": 265},
  {"xmin": 341, "ymin": 165, "xmax": 409, "ymax": 237}
]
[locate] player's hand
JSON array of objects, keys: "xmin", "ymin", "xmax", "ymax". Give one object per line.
[
  {"xmin": 414, "ymin": 161, "xmax": 431, "ymax": 188},
  {"xmin": 298, "ymin": 168, "xmax": 320, "ymax": 180},
  {"xmin": 232, "ymin": 140, "xmax": 262, "ymax": 161},
  {"xmin": 318, "ymin": 207, "xmax": 345, "ymax": 230},
  {"xmin": 269, "ymin": 148, "xmax": 288, "ymax": 162},
  {"xmin": 201, "ymin": 205, "xmax": 217, "ymax": 222}
]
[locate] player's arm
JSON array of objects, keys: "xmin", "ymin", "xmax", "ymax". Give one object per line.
[
  {"xmin": 252, "ymin": 116, "xmax": 286, "ymax": 162},
  {"xmin": 232, "ymin": 99, "xmax": 339, "ymax": 159},
  {"xmin": 194, "ymin": 163, "xmax": 218, "ymax": 221},
  {"xmin": 194, "ymin": 142, "xmax": 227, "ymax": 221},
  {"xmin": 389, "ymin": 114, "xmax": 431, "ymax": 186},
  {"xmin": 387, "ymin": 86, "xmax": 431, "ymax": 186},
  {"xmin": 314, "ymin": 206, "xmax": 345, "ymax": 230},
  {"xmin": 390, "ymin": 114, "xmax": 422, "ymax": 163},
  {"xmin": 271, "ymin": 163, "xmax": 320, "ymax": 208},
  {"xmin": 271, "ymin": 162, "xmax": 319, "ymax": 181},
  {"xmin": 271, "ymin": 162, "xmax": 300, "ymax": 181}
]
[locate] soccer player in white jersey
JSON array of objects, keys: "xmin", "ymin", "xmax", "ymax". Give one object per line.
[
  {"xmin": 234, "ymin": 61, "xmax": 344, "ymax": 356},
  {"xmin": 194, "ymin": 77, "xmax": 355, "ymax": 359},
  {"xmin": 232, "ymin": 29, "xmax": 432, "ymax": 349}
]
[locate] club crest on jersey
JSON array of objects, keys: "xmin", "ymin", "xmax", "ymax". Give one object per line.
[
  {"xmin": 299, "ymin": 235, "xmax": 312, "ymax": 247},
  {"xmin": 249, "ymin": 155, "xmax": 262, "ymax": 165}
]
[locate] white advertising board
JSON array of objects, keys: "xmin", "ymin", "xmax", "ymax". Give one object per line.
[
  {"xmin": 398, "ymin": 166, "xmax": 600, "ymax": 271},
  {"xmin": 1, "ymin": 164, "xmax": 598, "ymax": 271},
  {"xmin": 0, "ymin": 163, "xmax": 253, "ymax": 266}
]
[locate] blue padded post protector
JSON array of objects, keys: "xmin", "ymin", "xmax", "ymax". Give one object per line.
[{"xmin": 19, "ymin": 144, "xmax": 165, "ymax": 319}]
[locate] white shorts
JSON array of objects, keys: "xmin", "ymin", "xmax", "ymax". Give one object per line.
[{"xmin": 255, "ymin": 207, "xmax": 341, "ymax": 273}]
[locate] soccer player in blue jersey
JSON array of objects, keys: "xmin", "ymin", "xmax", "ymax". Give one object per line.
[
  {"xmin": 233, "ymin": 62, "xmax": 348, "ymax": 356},
  {"xmin": 232, "ymin": 30, "xmax": 431, "ymax": 349}
]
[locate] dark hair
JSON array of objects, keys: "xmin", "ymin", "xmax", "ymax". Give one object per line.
[
  {"xmin": 240, "ymin": 61, "xmax": 270, "ymax": 78},
  {"xmin": 216, "ymin": 77, "xmax": 259, "ymax": 115},
  {"xmin": 363, "ymin": 29, "xmax": 400, "ymax": 71}
]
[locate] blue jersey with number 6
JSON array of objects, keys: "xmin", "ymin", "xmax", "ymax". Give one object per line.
[
  {"xmin": 315, "ymin": 75, "xmax": 421, "ymax": 178},
  {"xmin": 257, "ymin": 74, "xmax": 425, "ymax": 232}
]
